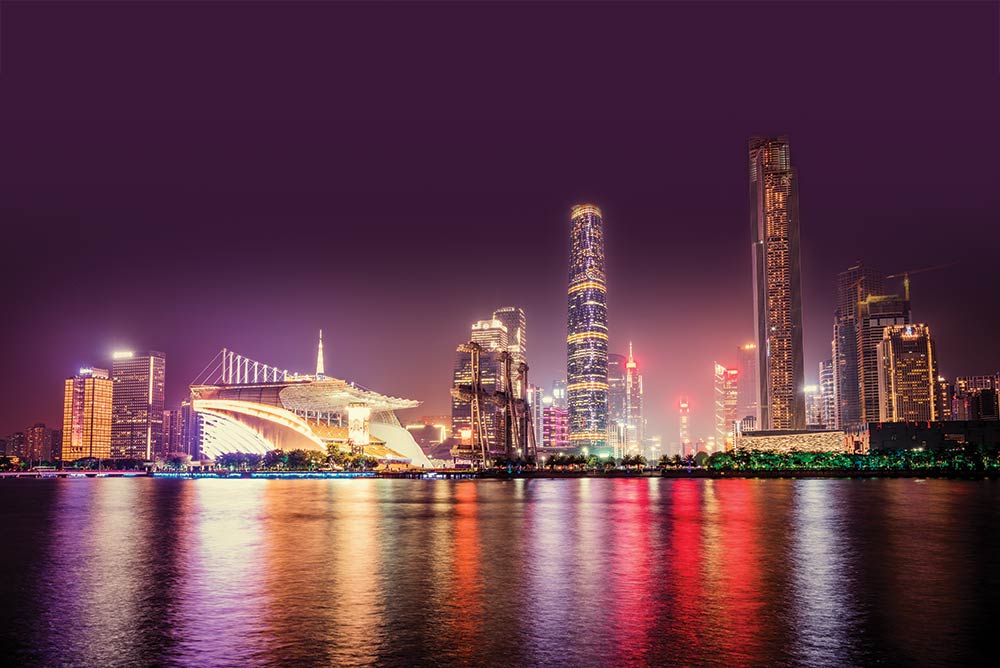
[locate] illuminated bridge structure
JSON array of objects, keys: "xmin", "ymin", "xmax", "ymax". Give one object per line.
[{"xmin": 189, "ymin": 346, "xmax": 431, "ymax": 467}]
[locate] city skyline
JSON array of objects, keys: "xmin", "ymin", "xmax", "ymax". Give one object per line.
[{"xmin": 2, "ymin": 2, "xmax": 1000, "ymax": 442}]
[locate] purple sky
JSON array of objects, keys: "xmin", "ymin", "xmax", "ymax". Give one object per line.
[{"xmin": 1, "ymin": 1, "xmax": 998, "ymax": 440}]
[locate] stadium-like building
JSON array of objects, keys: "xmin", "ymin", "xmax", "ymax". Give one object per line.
[{"xmin": 190, "ymin": 338, "xmax": 431, "ymax": 468}]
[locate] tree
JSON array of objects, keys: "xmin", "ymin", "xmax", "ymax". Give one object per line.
[{"xmin": 263, "ymin": 449, "xmax": 287, "ymax": 470}]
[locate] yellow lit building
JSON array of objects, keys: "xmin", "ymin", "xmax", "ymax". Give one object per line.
[
  {"xmin": 877, "ymin": 324, "xmax": 939, "ymax": 422},
  {"xmin": 62, "ymin": 367, "xmax": 113, "ymax": 462}
]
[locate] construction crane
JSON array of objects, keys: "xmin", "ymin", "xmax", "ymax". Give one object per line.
[
  {"xmin": 885, "ymin": 261, "xmax": 959, "ymax": 300},
  {"xmin": 450, "ymin": 342, "xmax": 537, "ymax": 467}
]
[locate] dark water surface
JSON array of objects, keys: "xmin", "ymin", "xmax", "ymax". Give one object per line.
[{"xmin": 1, "ymin": 478, "xmax": 997, "ymax": 667}]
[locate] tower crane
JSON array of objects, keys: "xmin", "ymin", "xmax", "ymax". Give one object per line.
[{"xmin": 885, "ymin": 261, "xmax": 958, "ymax": 301}]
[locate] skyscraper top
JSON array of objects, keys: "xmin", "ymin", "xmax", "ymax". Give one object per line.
[{"xmin": 316, "ymin": 329, "xmax": 325, "ymax": 376}]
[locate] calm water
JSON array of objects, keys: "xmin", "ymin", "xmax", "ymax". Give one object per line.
[{"xmin": 1, "ymin": 478, "xmax": 998, "ymax": 667}]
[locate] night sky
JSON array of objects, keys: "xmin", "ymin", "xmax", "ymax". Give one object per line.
[{"xmin": 1, "ymin": 2, "xmax": 998, "ymax": 440}]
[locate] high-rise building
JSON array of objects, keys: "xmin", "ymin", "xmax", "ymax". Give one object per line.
[
  {"xmin": 163, "ymin": 408, "xmax": 188, "ymax": 455},
  {"xmin": 111, "ymin": 350, "xmax": 166, "ymax": 460},
  {"xmin": 819, "ymin": 359, "xmax": 836, "ymax": 427},
  {"xmin": 968, "ymin": 389, "xmax": 999, "ymax": 421},
  {"xmin": 832, "ymin": 261, "xmax": 884, "ymax": 428},
  {"xmin": 935, "ymin": 378, "xmax": 954, "ymax": 421},
  {"xmin": 877, "ymin": 324, "xmax": 939, "ymax": 422},
  {"xmin": 803, "ymin": 384, "xmax": 822, "ymax": 427},
  {"xmin": 452, "ymin": 320, "xmax": 508, "ymax": 452},
  {"xmin": 713, "ymin": 363, "xmax": 740, "ymax": 450},
  {"xmin": 492, "ymin": 306, "xmax": 526, "ymax": 393},
  {"xmin": 749, "ymin": 136, "xmax": 805, "ymax": 430},
  {"xmin": 63, "ymin": 367, "xmax": 113, "ymax": 462},
  {"xmin": 526, "ymin": 383, "xmax": 543, "ymax": 448},
  {"xmin": 679, "ymin": 397, "xmax": 691, "ymax": 456},
  {"xmin": 858, "ymin": 295, "xmax": 910, "ymax": 422},
  {"xmin": 551, "ymin": 379, "xmax": 568, "ymax": 409},
  {"xmin": 4, "ymin": 432, "xmax": 25, "ymax": 458},
  {"xmin": 624, "ymin": 343, "xmax": 644, "ymax": 455},
  {"xmin": 735, "ymin": 343, "xmax": 760, "ymax": 427},
  {"xmin": 541, "ymin": 404, "xmax": 570, "ymax": 450},
  {"xmin": 49, "ymin": 429, "xmax": 62, "ymax": 463},
  {"xmin": 24, "ymin": 423, "xmax": 56, "ymax": 462},
  {"xmin": 567, "ymin": 203, "xmax": 609, "ymax": 452},
  {"xmin": 607, "ymin": 353, "xmax": 627, "ymax": 454}
]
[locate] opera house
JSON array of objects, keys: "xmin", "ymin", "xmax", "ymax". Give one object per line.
[{"xmin": 190, "ymin": 338, "xmax": 431, "ymax": 468}]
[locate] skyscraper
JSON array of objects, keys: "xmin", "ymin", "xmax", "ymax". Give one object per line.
[
  {"xmin": 62, "ymin": 367, "xmax": 113, "ymax": 462},
  {"xmin": 735, "ymin": 343, "xmax": 760, "ymax": 427},
  {"xmin": 607, "ymin": 353, "xmax": 627, "ymax": 454},
  {"xmin": 749, "ymin": 136, "xmax": 805, "ymax": 430},
  {"xmin": 567, "ymin": 203, "xmax": 609, "ymax": 452},
  {"xmin": 833, "ymin": 261, "xmax": 884, "ymax": 427},
  {"xmin": 624, "ymin": 343, "xmax": 644, "ymax": 454},
  {"xmin": 858, "ymin": 295, "xmax": 910, "ymax": 422},
  {"xmin": 492, "ymin": 306, "xmax": 526, "ymax": 393},
  {"xmin": 819, "ymin": 359, "xmax": 837, "ymax": 427},
  {"xmin": 713, "ymin": 363, "xmax": 740, "ymax": 450},
  {"xmin": 953, "ymin": 374, "xmax": 1000, "ymax": 420},
  {"xmin": 451, "ymin": 320, "xmax": 508, "ymax": 451},
  {"xmin": 111, "ymin": 350, "xmax": 166, "ymax": 460},
  {"xmin": 679, "ymin": 397, "xmax": 691, "ymax": 457},
  {"xmin": 526, "ymin": 383, "xmax": 543, "ymax": 448},
  {"xmin": 877, "ymin": 324, "xmax": 939, "ymax": 422},
  {"xmin": 541, "ymin": 403, "xmax": 570, "ymax": 450}
]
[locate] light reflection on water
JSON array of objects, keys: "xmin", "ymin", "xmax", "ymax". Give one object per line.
[{"xmin": 1, "ymin": 478, "xmax": 997, "ymax": 667}]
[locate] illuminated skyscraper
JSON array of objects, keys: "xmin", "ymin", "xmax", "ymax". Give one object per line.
[
  {"xmin": 749, "ymin": 136, "xmax": 805, "ymax": 430},
  {"xmin": 833, "ymin": 261, "xmax": 883, "ymax": 427},
  {"xmin": 953, "ymin": 374, "xmax": 1000, "ymax": 419},
  {"xmin": 542, "ymin": 404, "xmax": 570, "ymax": 450},
  {"xmin": 735, "ymin": 343, "xmax": 759, "ymax": 426},
  {"xmin": 624, "ymin": 343, "xmax": 644, "ymax": 454},
  {"xmin": 679, "ymin": 397, "xmax": 691, "ymax": 456},
  {"xmin": 62, "ymin": 367, "xmax": 113, "ymax": 462},
  {"xmin": 551, "ymin": 379, "xmax": 568, "ymax": 409},
  {"xmin": 713, "ymin": 363, "xmax": 740, "ymax": 450},
  {"xmin": 111, "ymin": 350, "xmax": 166, "ymax": 460},
  {"xmin": 567, "ymin": 203, "xmax": 609, "ymax": 452},
  {"xmin": 819, "ymin": 359, "xmax": 836, "ymax": 427},
  {"xmin": 492, "ymin": 306, "xmax": 526, "ymax": 393},
  {"xmin": 858, "ymin": 294, "xmax": 910, "ymax": 422},
  {"xmin": 451, "ymin": 320, "xmax": 508, "ymax": 450},
  {"xmin": 803, "ymin": 384, "xmax": 822, "ymax": 426},
  {"xmin": 607, "ymin": 353, "xmax": 627, "ymax": 454},
  {"xmin": 877, "ymin": 324, "xmax": 939, "ymax": 422},
  {"xmin": 526, "ymin": 383, "xmax": 543, "ymax": 447}
]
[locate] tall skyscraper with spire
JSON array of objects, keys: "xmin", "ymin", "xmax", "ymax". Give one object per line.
[
  {"xmin": 624, "ymin": 342, "xmax": 644, "ymax": 454},
  {"xmin": 567, "ymin": 203, "xmax": 609, "ymax": 453},
  {"xmin": 749, "ymin": 136, "xmax": 805, "ymax": 430},
  {"xmin": 316, "ymin": 329, "xmax": 325, "ymax": 376}
]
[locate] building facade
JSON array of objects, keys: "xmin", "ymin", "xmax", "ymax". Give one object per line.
[
  {"xmin": 749, "ymin": 136, "xmax": 805, "ymax": 430},
  {"xmin": 541, "ymin": 405, "xmax": 569, "ymax": 450},
  {"xmin": 832, "ymin": 261, "xmax": 883, "ymax": 428},
  {"xmin": 624, "ymin": 344, "xmax": 644, "ymax": 455},
  {"xmin": 858, "ymin": 295, "xmax": 910, "ymax": 422},
  {"xmin": 567, "ymin": 203, "xmax": 609, "ymax": 452},
  {"xmin": 492, "ymin": 306, "xmax": 526, "ymax": 393},
  {"xmin": 819, "ymin": 359, "xmax": 837, "ymax": 427},
  {"xmin": 62, "ymin": 367, "xmax": 113, "ymax": 462},
  {"xmin": 607, "ymin": 353, "xmax": 627, "ymax": 454},
  {"xmin": 877, "ymin": 324, "xmax": 939, "ymax": 422},
  {"xmin": 111, "ymin": 350, "xmax": 166, "ymax": 460},
  {"xmin": 735, "ymin": 343, "xmax": 760, "ymax": 427},
  {"xmin": 714, "ymin": 363, "xmax": 740, "ymax": 450}
]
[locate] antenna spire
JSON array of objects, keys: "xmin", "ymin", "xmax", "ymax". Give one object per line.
[{"xmin": 316, "ymin": 329, "xmax": 325, "ymax": 376}]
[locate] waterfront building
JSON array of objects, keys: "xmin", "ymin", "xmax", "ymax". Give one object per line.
[
  {"xmin": 734, "ymin": 428, "xmax": 851, "ymax": 454},
  {"xmin": 62, "ymin": 367, "xmax": 113, "ymax": 462},
  {"xmin": 832, "ymin": 261, "xmax": 883, "ymax": 428},
  {"xmin": 749, "ymin": 136, "xmax": 805, "ymax": 430},
  {"xmin": 803, "ymin": 384, "xmax": 822, "ymax": 427},
  {"xmin": 624, "ymin": 344, "xmax": 644, "ymax": 455},
  {"xmin": 452, "ymin": 320, "xmax": 508, "ymax": 448},
  {"xmin": 953, "ymin": 374, "xmax": 1000, "ymax": 420},
  {"xmin": 876, "ymin": 324, "xmax": 939, "ymax": 422},
  {"xmin": 4, "ymin": 432, "xmax": 25, "ymax": 458},
  {"xmin": 967, "ymin": 389, "xmax": 999, "ymax": 421},
  {"xmin": 607, "ymin": 353, "xmax": 627, "ymax": 455},
  {"xmin": 24, "ymin": 423, "xmax": 56, "ymax": 462},
  {"xmin": 567, "ymin": 203, "xmax": 609, "ymax": 453},
  {"xmin": 526, "ymin": 383, "xmax": 543, "ymax": 447},
  {"xmin": 735, "ymin": 343, "xmax": 760, "ymax": 427},
  {"xmin": 819, "ymin": 359, "xmax": 837, "ymax": 428},
  {"xmin": 858, "ymin": 294, "xmax": 910, "ymax": 422},
  {"xmin": 541, "ymin": 404, "xmax": 569, "ymax": 450},
  {"xmin": 163, "ymin": 408, "xmax": 188, "ymax": 454},
  {"xmin": 111, "ymin": 350, "xmax": 166, "ymax": 460},
  {"xmin": 936, "ymin": 378, "xmax": 954, "ymax": 421},
  {"xmin": 492, "ymin": 306, "xmax": 526, "ymax": 393},
  {"xmin": 869, "ymin": 420, "xmax": 1000, "ymax": 451},
  {"xmin": 679, "ymin": 397, "xmax": 691, "ymax": 456},
  {"xmin": 713, "ymin": 363, "xmax": 740, "ymax": 450},
  {"xmin": 551, "ymin": 379, "xmax": 568, "ymax": 409}
]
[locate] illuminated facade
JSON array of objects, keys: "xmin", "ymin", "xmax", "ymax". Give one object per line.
[
  {"xmin": 451, "ymin": 319, "xmax": 508, "ymax": 447},
  {"xmin": 62, "ymin": 367, "xmax": 113, "ymax": 462},
  {"xmin": 858, "ymin": 294, "xmax": 910, "ymax": 422},
  {"xmin": 492, "ymin": 306, "xmax": 526, "ymax": 394},
  {"xmin": 876, "ymin": 324, "xmax": 939, "ymax": 422},
  {"xmin": 624, "ymin": 344, "xmax": 644, "ymax": 454},
  {"xmin": 833, "ymin": 261, "xmax": 883, "ymax": 427},
  {"xmin": 735, "ymin": 343, "xmax": 759, "ymax": 426},
  {"xmin": 749, "ymin": 136, "xmax": 805, "ymax": 430},
  {"xmin": 607, "ymin": 353, "xmax": 627, "ymax": 454},
  {"xmin": 526, "ymin": 383, "xmax": 543, "ymax": 448},
  {"xmin": 541, "ymin": 405, "xmax": 569, "ymax": 450},
  {"xmin": 679, "ymin": 397, "xmax": 691, "ymax": 456},
  {"xmin": 819, "ymin": 359, "xmax": 837, "ymax": 427},
  {"xmin": 111, "ymin": 350, "xmax": 166, "ymax": 460},
  {"xmin": 714, "ymin": 363, "xmax": 740, "ymax": 450},
  {"xmin": 567, "ymin": 203, "xmax": 609, "ymax": 452},
  {"xmin": 953, "ymin": 375, "xmax": 1000, "ymax": 420}
]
